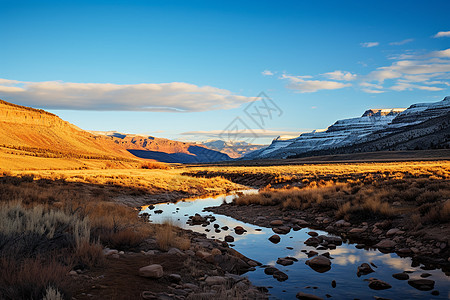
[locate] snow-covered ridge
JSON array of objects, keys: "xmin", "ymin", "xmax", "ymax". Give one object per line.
[{"xmin": 244, "ymin": 96, "xmax": 450, "ymax": 159}]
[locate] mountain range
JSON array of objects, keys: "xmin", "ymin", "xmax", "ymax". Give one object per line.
[{"xmin": 244, "ymin": 96, "xmax": 450, "ymax": 160}]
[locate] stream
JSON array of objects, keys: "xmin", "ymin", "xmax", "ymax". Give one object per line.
[{"xmin": 140, "ymin": 191, "xmax": 450, "ymax": 299}]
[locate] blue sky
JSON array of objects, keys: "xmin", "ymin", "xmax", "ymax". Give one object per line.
[{"xmin": 1, "ymin": 0, "xmax": 449, "ymax": 144}]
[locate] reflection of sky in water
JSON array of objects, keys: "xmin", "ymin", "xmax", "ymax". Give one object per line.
[{"xmin": 140, "ymin": 192, "xmax": 450, "ymax": 300}]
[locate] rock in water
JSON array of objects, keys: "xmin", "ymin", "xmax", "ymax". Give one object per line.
[
  {"xmin": 296, "ymin": 292, "xmax": 324, "ymax": 300},
  {"xmin": 357, "ymin": 263, "xmax": 375, "ymax": 276},
  {"xmin": 368, "ymin": 278, "xmax": 392, "ymax": 290},
  {"xmin": 407, "ymin": 279, "xmax": 435, "ymax": 291},
  {"xmin": 269, "ymin": 234, "xmax": 281, "ymax": 243}
]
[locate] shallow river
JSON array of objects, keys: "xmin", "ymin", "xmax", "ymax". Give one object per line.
[{"xmin": 140, "ymin": 191, "xmax": 450, "ymax": 299}]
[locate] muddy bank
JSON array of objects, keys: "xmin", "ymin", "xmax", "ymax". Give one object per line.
[
  {"xmin": 71, "ymin": 229, "xmax": 268, "ymax": 300},
  {"xmin": 207, "ymin": 203, "xmax": 450, "ymax": 273}
]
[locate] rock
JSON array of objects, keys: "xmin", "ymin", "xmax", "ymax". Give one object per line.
[
  {"xmin": 349, "ymin": 227, "xmax": 366, "ymax": 233},
  {"xmin": 304, "ymin": 237, "xmax": 320, "ymax": 246},
  {"xmin": 168, "ymin": 274, "xmax": 181, "ymax": 283},
  {"xmin": 213, "ymin": 224, "xmax": 220, "ymax": 228},
  {"xmin": 103, "ymin": 248, "xmax": 118, "ymax": 256},
  {"xmin": 154, "ymin": 209, "xmax": 163, "ymax": 214},
  {"xmin": 368, "ymin": 278, "xmax": 392, "ymax": 290},
  {"xmin": 431, "ymin": 290, "xmax": 440, "ymax": 296},
  {"xmin": 355, "ymin": 244, "xmax": 365, "ymax": 249},
  {"xmin": 270, "ymin": 220, "xmax": 284, "ymax": 226},
  {"xmin": 205, "ymin": 276, "xmax": 227, "ymax": 285},
  {"xmin": 392, "ymin": 273, "xmax": 409, "ymax": 280},
  {"xmin": 273, "ymin": 270, "xmax": 288, "ymax": 281},
  {"xmin": 264, "ymin": 266, "xmax": 278, "ymax": 275},
  {"xmin": 224, "ymin": 235, "xmax": 234, "ymax": 243},
  {"xmin": 357, "ymin": 263, "xmax": 375, "ymax": 276},
  {"xmin": 196, "ymin": 251, "xmax": 214, "ymax": 263},
  {"xmin": 273, "ymin": 226, "xmax": 291, "ymax": 234},
  {"xmin": 248, "ymin": 260, "xmax": 259, "ymax": 267},
  {"xmin": 110, "ymin": 253, "xmax": 120, "ymax": 259},
  {"xmin": 407, "ymin": 279, "xmax": 435, "ymax": 291},
  {"xmin": 139, "ymin": 264, "xmax": 163, "ymax": 278},
  {"xmin": 335, "ymin": 219, "xmax": 351, "ymax": 227},
  {"xmin": 221, "ymin": 226, "xmax": 229, "ymax": 230},
  {"xmin": 307, "ymin": 250, "xmax": 318, "ymax": 257},
  {"xmin": 167, "ymin": 248, "xmax": 184, "ymax": 256},
  {"xmin": 277, "ymin": 258, "xmax": 294, "ymax": 266},
  {"xmin": 306, "ymin": 255, "xmax": 331, "ymax": 272},
  {"xmin": 191, "ymin": 214, "xmax": 206, "ymax": 224},
  {"xmin": 375, "ymin": 239, "xmax": 396, "ymax": 249},
  {"xmin": 296, "ymin": 292, "xmax": 323, "ymax": 300},
  {"xmin": 211, "ymin": 248, "xmax": 222, "ymax": 256},
  {"xmin": 396, "ymin": 248, "xmax": 412, "ymax": 255},
  {"xmin": 308, "ymin": 231, "xmax": 318, "ymax": 237},
  {"xmin": 386, "ymin": 228, "xmax": 401, "ymax": 236},
  {"xmin": 269, "ymin": 235, "xmax": 281, "ymax": 244},
  {"xmin": 68, "ymin": 270, "xmax": 77, "ymax": 276},
  {"xmin": 234, "ymin": 226, "xmax": 246, "ymax": 235},
  {"xmin": 331, "ymin": 280, "xmax": 336, "ymax": 288},
  {"xmin": 420, "ymin": 272, "xmax": 432, "ymax": 278}
]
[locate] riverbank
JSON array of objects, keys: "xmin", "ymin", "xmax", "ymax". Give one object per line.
[{"xmin": 0, "ymin": 174, "xmax": 267, "ymax": 300}]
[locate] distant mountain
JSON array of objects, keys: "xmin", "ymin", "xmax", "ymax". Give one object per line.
[
  {"xmin": 89, "ymin": 132, "xmax": 231, "ymax": 163},
  {"xmin": 201, "ymin": 140, "xmax": 266, "ymax": 158},
  {"xmin": 244, "ymin": 96, "xmax": 450, "ymax": 160}
]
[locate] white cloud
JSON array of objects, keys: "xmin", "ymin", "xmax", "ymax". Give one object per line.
[
  {"xmin": 0, "ymin": 79, "xmax": 254, "ymax": 112},
  {"xmin": 390, "ymin": 82, "xmax": 444, "ymax": 91},
  {"xmin": 389, "ymin": 38, "xmax": 414, "ymax": 46},
  {"xmin": 360, "ymin": 42, "xmax": 379, "ymax": 48},
  {"xmin": 262, "ymin": 70, "xmax": 274, "ymax": 76},
  {"xmin": 430, "ymin": 48, "xmax": 450, "ymax": 58},
  {"xmin": 433, "ymin": 31, "xmax": 450, "ymax": 38},
  {"xmin": 323, "ymin": 70, "xmax": 357, "ymax": 81},
  {"xmin": 281, "ymin": 74, "xmax": 352, "ymax": 93}
]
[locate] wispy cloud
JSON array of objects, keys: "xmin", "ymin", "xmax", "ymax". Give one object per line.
[
  {"xmin": 280, "ymin": 74, "xmax": 351, "ymax": 93},
  {"xmin": 323, "ymin": 70, "xmax": 357, "ymax": 81},
  {"xmin": 276, "ymin": 48, "xmax": 450, "ymax": 94},
  {"xmin": 360, "ymin": 42, "xmax": 379, "ymax": 48},
  {"xmin": 433, "ymin": 31, "xmax": 450, "ymax": 38},
  {"xmin": 389, "ymin": 38, "xmax": 414, "ymax": 46},
  {"xmin": 0, "ymin": 79, "xmax": 254, "ymax": 112},
  {"xmin": 262, "ymin": 70, "xmax": 275, "ymax": 76}
]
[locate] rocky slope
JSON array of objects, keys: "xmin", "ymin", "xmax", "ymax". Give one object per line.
[{"xmin": 245, "ymin": 96, "xmax": 450, "ymax": 159}]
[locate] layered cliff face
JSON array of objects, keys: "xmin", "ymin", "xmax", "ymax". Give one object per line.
[{"xmin": 244, "ymin": 97, "xmax": 450, "ymax": 160}]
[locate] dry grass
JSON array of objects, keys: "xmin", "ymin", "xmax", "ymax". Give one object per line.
[
  {"xmin": 230, "ymin": 162, "xmax": 450, "ymax": 224},
  {"xmin": 155, "ymin": 219, "xmax": 191, "ymax": 251}
]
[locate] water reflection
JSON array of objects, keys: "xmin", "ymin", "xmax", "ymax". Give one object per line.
[{"xmin": 140, "ymin": 192, "xmax": 450, "ymax": 300}]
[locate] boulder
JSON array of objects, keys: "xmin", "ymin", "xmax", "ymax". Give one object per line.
[
  {"xmin": 304, "ymin": 237, "xmax": 320, "ymax": 247},
  {"xmin": 308, "ymin": 231, "xmax": 318, "ymax": 237},
  {"xmin": 357, "ymin": 263, "xmax": 375, "ymax": 276},
  {"xmin": 139, "ymin": 264, "xmax": 163, "ymax": 278},
  {"xmin": 296, "ymin": 292, "xmax": 324, "ymax": 300},
  {"xmin": 375, "ymin": 239, "xmax": 396, "ymax": 249},
  {"xmin": 234, "ymin": 226, "xmax": 246, "ymax": 235},
  {"xmin": 273, "ymin": 226, "xmax": 291, "ymax": 234},
  {"xmin": 224, "ymin": 235, "xmax": 234, "ymax": 243},
  {"xmin": 273, "ymin": 270, "xmax": 288, "ymax": 281},
  {"xmin": 264, "ymin": 266, "xmax": 278, "ymax": 275},
  {"xmin": 368, "ymin": 278, "xmax": 392, "ymax": 290},
  {"xmin": 306, "ymin": 255, "xmax": 331, "ymax": 267},
  {"xmin": 269, "ymin": 235, "xmax": 281, "ymax": 244},
  {"xmin": 392, "ymin": 273, "xmax": 409, "ymax": 280},
  {"xmin": 270, "ymin": 220, "xmax": 284, "ymax": 226},
  {"xmin": 408, "ymin": 279, "xmax": 435, "ymax": 291}
]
